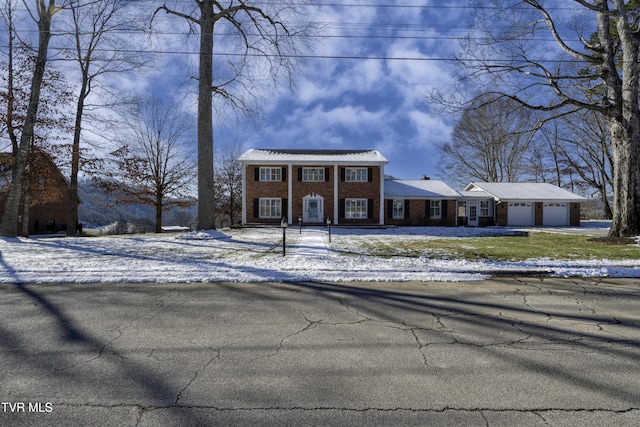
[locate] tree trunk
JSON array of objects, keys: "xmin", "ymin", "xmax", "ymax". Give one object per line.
[
  {"xmin": 155, "ymin": 196, "xmax": 163, "ymax": 233},
  {"xmin": 67, "ymin": 75, "xmax": 89, "ymax": 236},
  {"xmin": 196, "ymin": 1, "xmax": 216, "ymax": 230},
  {"xmin": 606, "ymin": 0, "xmax": 640, "ymax": 237},
  {"xmin": 0, "ymin": 2, "xmax": 54, "ymax": 237}
]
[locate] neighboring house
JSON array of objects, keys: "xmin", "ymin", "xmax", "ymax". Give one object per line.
[
  {"xmin": 462, "ymin": 182, "xmax": 586, "ymax": 227},
  {"xmin": 237, "ymin": 149, "xmax": 388, "ymax": 225},
  {"xmin": 0, "ymin": 151, "xmax": 74, "ymax": 235},
  {"xmin": 384, "ymin": 178, "xmax": 459, "ymax": 226}
]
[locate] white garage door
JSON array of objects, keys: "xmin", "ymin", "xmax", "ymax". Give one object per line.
[
  {"xmin": 543, "ymin": 203, "xmax": 568, "ymax": 226},
  {"xmin": 508, "ymin": 202, "xmax": 533, "ymax": 226}
]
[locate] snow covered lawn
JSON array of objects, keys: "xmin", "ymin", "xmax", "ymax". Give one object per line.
[{"xmin": 1, "ymin": 223, "xmax": 639, "ymax": 284}]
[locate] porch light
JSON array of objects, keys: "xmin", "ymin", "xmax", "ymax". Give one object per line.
[{"xmin": 281, "ymin": 218, "xmax": 288, "ymax": 256}]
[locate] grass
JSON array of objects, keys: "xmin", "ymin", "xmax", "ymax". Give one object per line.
[{"xmin": 352, "ymin": 232, "xmax": 640, "ymax": 262}]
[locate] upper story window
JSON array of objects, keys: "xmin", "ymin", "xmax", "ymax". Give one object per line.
[
  {"xmin": 259, "ymin": 167, "xmax": 282, "ymax": 182},
  {"xmin": 344, "ymin": 167, "xmax": 368, "ymax": 182},
  {"xmin": 302, "ymin": 167, "xmax": 325, "ymax": 182}
]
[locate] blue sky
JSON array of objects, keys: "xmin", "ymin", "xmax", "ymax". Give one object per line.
[
  {"xmin": 247, "ymin": 2, "xmax": 469, "ymax": 180},
  {"xmin": 1, "ymin": 1, "xmax": 472, "ymax": 182},
  {"xmin": 142, "ymin": 1, "xmax": 472, "ymax": 181}
]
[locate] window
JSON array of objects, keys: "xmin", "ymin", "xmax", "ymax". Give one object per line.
[
  {"xmin": 302, "ymin": 167, "xmax": 324, "ymax": 182},
  {"xmin": 457, "ymin": 201, "xmax": 467, "ymax": 217},
  {"xmin": 259, "ymin": 198, "xmax": 282, "ymax": 218},
  {"xmin": 480, "ymin": 200, "xmax": 490, "ymax": 216},
  {"xmin": 344, "ymin": 168, "xmax": 368, "ymax": 182},
  {"xmin": 430, "ymin": 200, "xmax": 441, "ymax": 219},
  {"xmin": 345, "ymin": 198, "xmax": 368, "ymax": 219},
  {"xmin": 259, "ymin": 167, "xmax": 281, "ymax": 182},
  {"xmin": 392, "ymin": 199, "xmax": 404, "ymax": 219}
]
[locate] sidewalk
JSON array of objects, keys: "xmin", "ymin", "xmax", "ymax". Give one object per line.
[{"xmin": 290, "ymin": 227, "xmax": 330, "ymax": 257}]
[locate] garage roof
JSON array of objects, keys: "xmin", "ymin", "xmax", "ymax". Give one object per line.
[{"xmin": 463, "ymin": 182, "xmax": 587, "ymax": 202}]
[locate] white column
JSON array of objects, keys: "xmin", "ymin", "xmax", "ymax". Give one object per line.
[
  {"xmin": 241, "ymin": 164, "xmax": 246, "ymax": 225},
  {"xmin": 334, "ymin": 163, "xmax": 339, "ymax": 225},
  {"xmin": 379, "ymin": 165, "xmax": 385, "ymax": 225},
  {"xmin": 288, "ymin": 163, "xmax": 293, "ymax": 224}
]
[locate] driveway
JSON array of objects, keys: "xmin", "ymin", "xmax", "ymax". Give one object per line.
[{"xmin": 1, "ymin": 278, "xmax": 639, "ymax": 426}]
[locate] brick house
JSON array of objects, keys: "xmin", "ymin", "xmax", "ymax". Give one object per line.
[
  {"xmin": 0, "ymin": 151, "xmax": 74, "ymax": 235},
  {"xmin": 384, "ymin": 179, "xmax": 459, "ymax": 226},
  {"xmin": 238, "ymin": 149, "xmax": 388, "ymax": 225}
]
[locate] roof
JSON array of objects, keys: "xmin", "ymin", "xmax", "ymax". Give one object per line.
[
  {"xmin": 384, "ymin": 179, "xmax": 460, "ymax": 199},
  {"xmin": 237, "ymin": 148, "xmax": 388, "ymax": 164},
  {"xmin": 463, "ymin": 182, "xmax": 587, "ymax": 202}
]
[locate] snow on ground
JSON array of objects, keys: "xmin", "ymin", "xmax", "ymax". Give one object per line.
[{"xmin": 1, "ymin": 222, "xmax": 639, "ymax": 284}]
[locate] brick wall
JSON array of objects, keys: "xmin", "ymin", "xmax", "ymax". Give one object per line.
[
  {"xmin": 244, "ymin": 164, "xmax": 383, "ymax": 225},
  {"xmin": 383, "ymin": 199, "xmax": 457, "ymax": 226}
]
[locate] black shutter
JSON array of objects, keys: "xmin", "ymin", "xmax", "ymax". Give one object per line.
[
  {"xmin": 325, "ymin": 167, "xmax": 330, "ymax": 181},
  {"xmin": 253, "ymin": 199, "xmax": 259, "ymax": 218},
  {"xmin": 367, "ymin": 199, "xmax": 374, "ymax": 219},
  {"xmin": 442, "ymin": 199, "xmax": 447, "ymax": 218},
  {"xmin": 282, "ymin": 198, "xmax": 288, "ymax": 219},
  {"xmin": 298, "ymin": 168, "xmax": 303, "ymax": 181},
  {"xmin": 254, "ymin": 167, "xmax": 260, "ymax": 182},
  {"xmin": 367, "ymin": 167, "xmax": 373, "ymax": 182},
  {"xmin": 387, "ymin": 200, "xmax": 393, "ymax": 218},
  {"xmin": 405, "ymin": 200, "xmax": 410, "ymax": 219},
  {"xmin": 339, "ymin": 199, "xmax": 345, "ymax": 219},
  {"xmin": 282, "ymin": 167, "xmax": 287, "ymax": 182},
  {"xmin": 340, "ymin": 168, "xmax": 345, "ymax": 182},
  {"xmin": 425, "ymin": 200, "xmax": 430, "ymax": 217}
]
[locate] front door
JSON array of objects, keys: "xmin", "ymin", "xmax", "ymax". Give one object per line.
[
  {"xmin": 468, "ymin": 203, "xmax": 479, "ymax": 227},
  {"xmin": 303, "ymin": 195, "xmax": 324, "ymax": 223}
]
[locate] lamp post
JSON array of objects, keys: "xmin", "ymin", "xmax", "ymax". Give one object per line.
[
  {"xmin": 326, "ymin": 217, "xmax": 331, "ymax": 243},
  {"xmin": 281, "ymin": 218, "xmax": 288, "ymax": 256},
  {"xmin": 298, "ymin": 215, "xmax": 302, "ymax": 234}
]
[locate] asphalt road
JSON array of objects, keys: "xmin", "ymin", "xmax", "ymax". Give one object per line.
[{"xmin": 1, "ymin": 278, "xmax": 639, "ymax": 426}]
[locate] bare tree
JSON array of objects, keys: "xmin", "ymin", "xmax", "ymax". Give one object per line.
[
  {"xmin": 0, "ymin": 0, "xmax": 64, "ymax": 237},
  {"xmin": 555, "ymin": 110, "xmax": 614, "ymax": 218},
  {"xmin": 438, "ymin": 94, "xmax": 537, "ymax": 187},
  {"xmin": 65, "ymin": 0, "xmax": 148, "ymax": 236},
  {"xmin": 458, "ymin": 0, "xmax": 640, "ymax": 237},
  {"xmin": 214, "ymin": 141, "xmax": 243, "ymax": 226},
  {"xmin": 155, "ymin": 0, "xmax": 313, "ymax": 230},
  {"xmin": 96, "ymin": 96, "xmax": 197, "ymax": 233}
]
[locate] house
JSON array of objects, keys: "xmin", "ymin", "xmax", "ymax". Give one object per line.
[
  {"xmin": 0, "ymin": 151, "xmax": 74, "ymax": 235},
  {"xmin": 238, "ymin": 148, "xmax": 588, "ymax": 228},
  {"xmin": 462, "ymin": 182, "xmax": 586, "ymax": 227},
  {"xmin": 237, "ymin": 149, "xmax": 388, "ymax": 225},
  {"xmin": 384, "ymin": 179, "xmax": 459, "ymax": 226}
]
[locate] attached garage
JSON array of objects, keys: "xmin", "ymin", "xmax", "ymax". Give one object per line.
[
  {"xmin": 507, "ymin": 202, "xmax": 533, "ymax": 226},
  {"xmin": 543, "ymin": 202, "xmax": 568, "ymax": 226},
  {"xmin": 462, "ymin": 182, "xmax": 586, "ymax": 227}
]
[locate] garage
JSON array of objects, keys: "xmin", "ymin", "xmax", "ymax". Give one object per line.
[
  {"xmin": 543, "ymin": 202, "xmax": 568, "ymax": 226},
  {"xmin": 507, "ymin": 202, "xmax": 533, "ymax": 226}
]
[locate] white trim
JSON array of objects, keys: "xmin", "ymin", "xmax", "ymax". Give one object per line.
[
  {"xmin": 287, "ymin": 163, "xmax": 293, "ymax": 224},
  {"xmin": 379, "ymin": 166, "xmax": 385, "ymax": 224},
  {"xmin": 334, "ymin": 163, "xmax": 339, "ymax": 225},
  {"xmin": 241, "ymin": 165, "xmax": 246, "ymax": 225}
]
